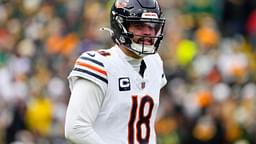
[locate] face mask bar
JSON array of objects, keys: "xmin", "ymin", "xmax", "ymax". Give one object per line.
[{"xmin": 130, "ymin": 36, "xmax": 163, "ymax": 55}]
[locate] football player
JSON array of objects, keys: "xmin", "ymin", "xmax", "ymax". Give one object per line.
[{"xmin": 65, "ymin": 0, "xmax": 166, "ymax": 143}]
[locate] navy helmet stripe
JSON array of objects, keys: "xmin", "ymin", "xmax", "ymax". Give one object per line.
[
  {"xmin": 73, "ymin": 68, "xmax": 108, "ymax": 84},
  {"xmin": 80, "ymin": 56, "xmax": 104, "ymax": 67}
]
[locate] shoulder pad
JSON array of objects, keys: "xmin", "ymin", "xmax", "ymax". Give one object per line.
[{"xmin": 68, "ymin": 51, "xmax": 108, "ymax": 94}]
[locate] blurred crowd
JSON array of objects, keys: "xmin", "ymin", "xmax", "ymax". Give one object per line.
[{"xmin": 0, "ymin": 0, "xmax": 256, "ymax": 144}]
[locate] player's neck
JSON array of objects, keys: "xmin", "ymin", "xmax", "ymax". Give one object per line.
[{"xmin": 117, "ymin": 45, "xmax": 142, "ymax": 72}]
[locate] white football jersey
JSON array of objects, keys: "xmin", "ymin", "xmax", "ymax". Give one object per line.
[{"xmin": 68, "ymin": 45, "xmax": 167, "ymax": 144}]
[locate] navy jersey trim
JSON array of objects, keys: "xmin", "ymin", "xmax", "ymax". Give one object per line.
[
  {"xmin": 80, "ymin": 56, "xmax": 104, "ymax": 67},
  {"xmin": 73, "ymin": 68, "xmax": 108, "ymax": 84}
]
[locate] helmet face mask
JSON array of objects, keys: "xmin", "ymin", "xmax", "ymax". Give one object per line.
[{"xmin": 110, "ymin": 0, "xmax": 165, "ymax": 56}]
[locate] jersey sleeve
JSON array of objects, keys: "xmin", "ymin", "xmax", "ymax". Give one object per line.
[
  {"xmin": 68, "ymin": 51, "xmax": 108, "ymax": 94},
  {"xmin": 65, "ymin": 79, "xmax": 107, "ymax": 144}
]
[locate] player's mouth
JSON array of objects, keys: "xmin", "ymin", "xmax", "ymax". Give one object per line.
[{"xmin": 137, "ymin": 38, "xmax": 154, "ymax": 45}]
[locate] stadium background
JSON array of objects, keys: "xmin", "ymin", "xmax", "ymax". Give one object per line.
[{"xmin": 0, "ymin": 0, "xmax": 256, "ymax": 143}]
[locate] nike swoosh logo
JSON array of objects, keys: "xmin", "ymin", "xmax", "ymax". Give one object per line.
[{"xmin": 87, "ymin": 53, "xmax": 95, "ymax": 57}]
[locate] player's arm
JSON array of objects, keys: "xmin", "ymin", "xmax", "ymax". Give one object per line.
[{"xmin": 65, "ymin": 78, "xmax": 107, "ymax": 144}]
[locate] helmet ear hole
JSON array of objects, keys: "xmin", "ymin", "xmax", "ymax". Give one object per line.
[{"xmin": 120, "ymin": 36, "xmax": 126, "ymax": 43}]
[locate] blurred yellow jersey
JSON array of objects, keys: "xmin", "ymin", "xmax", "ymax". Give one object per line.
[{"xmin": 26, "ymin": 96, "xmax": 53, "ymax": 136}]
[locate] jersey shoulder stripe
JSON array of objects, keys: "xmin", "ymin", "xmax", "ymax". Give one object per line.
[
  {"xmin": 75, "ymin": 60, "xmax": 107, "ymax": 76},
  {"xmin": 73, "ymin": 68, "xmax": 108, "ymax": 84},
  {"xmin": 79, "ymin": 56, "xmax": 104, "ymax": 67},
  {"xmin": 71, "ymin": 52, "xmax": 108, "ymax": 84}
]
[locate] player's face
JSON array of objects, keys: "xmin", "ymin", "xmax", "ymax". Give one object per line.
[{"xmin": 128, "ymin": 22, "xmax": 157, "ymax": 46}]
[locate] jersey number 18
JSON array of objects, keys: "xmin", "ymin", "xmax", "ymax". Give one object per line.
[{"xmin": 128, "ymin": 95, "xmax": 154, "ymax": 144}]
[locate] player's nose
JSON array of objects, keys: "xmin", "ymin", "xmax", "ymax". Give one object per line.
[{"xmin": 141, "ymin": 26, "xmax": 155, "ymax": 36}]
